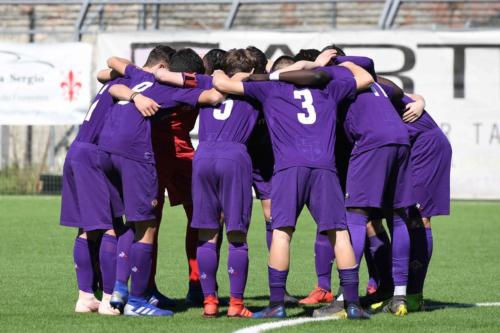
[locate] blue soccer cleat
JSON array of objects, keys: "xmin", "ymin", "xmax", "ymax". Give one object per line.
[
  {"xmin": 110, "ymin": 281, "xmax": 129, "ymax": 311},
  {"xmin": 124, "ymin": 295, "xmax": 174, "ymax": 316},
  {"xmin": 346, "ymin": 303, "xmax": 371, "ymax": 320},
  {"xmin": 146, "ymin": 287, "xmax": 176, "ymax": 309},
  {"xmin": 252, "ymin": 303, "xmax": 286, "ymax": 319}
]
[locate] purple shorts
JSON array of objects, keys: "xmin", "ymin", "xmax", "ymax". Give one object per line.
[
  {"xmin": 410, "ymin": 128, "xmax": 452, "ymax": 217},
  {"xmin": 271, "ymin": 167, "xmax": 347, "ymax": 233},
  {"xmin": 345, "ymin": 144, "xmax": 415, "ymax": 210},
  {"xmin": 60, "ymin": 142, "xmax": 124, "ymax": 232},
  {"xmin": 191, "ymin": 142, "xmax": 253, "ymax": 234},
  {"xmin": 99, "ymin": 151, "xmax": 158, "ymax": 222}
]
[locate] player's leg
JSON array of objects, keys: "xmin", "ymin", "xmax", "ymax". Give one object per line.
[
  {"xmin": 299, "ymin": 230, "xmax": 334, "ymax": 305},
  {"xmin": 226, "ymin": 231, "xmax": 252, "ymax": 318},
  {"xmin": 98, "ymin": 228, "xmax": 120, "ymax": 315},
  {"xmin": 365, "ymin": 219, "xmax": 393, "ymax": 297},
  {"xmin": 253, "ymin": 167, "xmax": 303, "ymax": 319},
  {"xmin": 407, "ymin": 208, "xmax": 433, "ymax": 311},
  {"xmin": 190, "ymin": 155, "xmax": 223, "ymax": 316},
  {"xmin": 261, "ymin": 199, "xmax": 272, "ymax": 250},
  {"xmin": 73, "ymin": 230, "xmax": 101, "ymax": 313},
  {"xmin": 111, "ymin": 222, "xmax": 134, "ymax": 310},
  {"xmin": 306, "ymin": 169, "xmax": 369, "ymax": 320}
]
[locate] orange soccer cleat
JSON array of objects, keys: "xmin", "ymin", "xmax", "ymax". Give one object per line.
[
  {"xmin": 202, "ymin": 295, "xmax": 219, "ymax": 318},
  {"xmin": 299, "ymin": 287, "xmax": 334, "ymax": 305},
  {"xmin": 227, "ymin": 297, "xmax": 253, "ymax": 318}
]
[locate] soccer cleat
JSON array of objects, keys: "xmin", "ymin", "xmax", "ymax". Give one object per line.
[
  {"xmin": 124, "ymin": 295, "xmax": 174, "ymax": 316},
  {"xmin": 312, "ymin": 300, "xmax": 347, "ymax": 319},
  {"xmin": 382, "ymin": 296, "xmax": 408, "ymax": 317},
  {"xmin": 98, "ymin": 293, "xmax": 121, "ymax": 316},
  {"xmin": 346, "ymin": 303, "xmax": 371, "ymax": 320},
  {"xmin": 284, "ymin": 290, "xmax": 299, "ymax": 304},
  {"xmin": 110, "ymin": 281, "xmax": 129, "ymax": 311},
  {"xmin": 146, "ymin": 287, "xmax": 176, "ymax": 309},
  {"xmin": 227, "ymin": 297, "xmax": 253, "ymax": 318},
  {"xmin": 360, "ymin": 288, "xmax": 392, "ymax": 308},
  {"xmin": 252, "ymin": 304, "xmax": 286, "ymax": 319},
  {"xmin": 185, "ymin": 286, "xmax": 205, "ymax": 306},
  {"xmin": 299, "ymin": 287, "xmax": 334, "ymax": 305},
  {"xmin": 202, "ymin": 295, "xmax": 219, "ymax": 318},
  {"xmin": 407, "ymin": 293, "xmax": 425, "ymax": 312},
  {"xmin": 75, "ymin": 291, "xmax": 101, "ymax": 313}
]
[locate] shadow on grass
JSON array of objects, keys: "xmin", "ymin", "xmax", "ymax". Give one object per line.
[{"xmin": 423, "ymin": 299, "xmax": 486, "ymax": 312}]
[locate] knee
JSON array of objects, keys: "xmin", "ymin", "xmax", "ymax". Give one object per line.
[
  {"xmin": 198, "ymin": 228, "xmax": 219, "ymax": 243},
  {"xmin": 227, "ymin": 231, "xmax": 246, "ymax": 244}
]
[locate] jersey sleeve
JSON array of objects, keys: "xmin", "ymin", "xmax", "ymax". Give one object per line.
[
  {"xmin": 154, "ymin": 85, "xmax": 204, "ymax": 109},
  {"xmin": 242, "ymin": 81, "xmax": 272, "ymax": 103},
  {"xmin": 193, "ymin": 74, "xmax": 213, "ymax": 89},
  {"xmin": 316, "ymin": 65, "xmax": 353, "ymax": 80},
  {"xmin": 124, "ymin": 64, "xmax": 145, "ymax": 80},
  {"xmin": 335, "ymin": 56, "xmax": 376, "ymax": 79},
  {"xmin": 327, "ymin": 77, "xmax": 357, "ymax": 104}
]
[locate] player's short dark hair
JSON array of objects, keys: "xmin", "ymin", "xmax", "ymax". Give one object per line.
[
  {"xmin": 169, "ymin": 48, "xmax": 205, "ymax": 74},
  {"xmin": 321, "ymin": 44, "xmax": 346, "ymax": 56},
  {"xmin": 270, "ymin": 55, "xmax": 295, "ymax": 72},
  {"xmin": 246, "ymin": 46, "xmax": 268, "ymax": 74},
  {"xmin": 144, "ymin": 45, "xmax": 176, "ymax": 67},
  {"xmin": 294, "ymin": 49, "xmax": 320, "ymax": 62},
  {"xmin": 221, "ymin": 48, "xmax": 256, "ymax": 77},
  {"xmin": 203, "ymin": 48, "xmax": 227, "ymax": 75}
]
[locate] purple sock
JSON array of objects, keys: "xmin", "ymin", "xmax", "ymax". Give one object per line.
[
  {"xmin": 99, "ymin": 234, "xmax": 117, "ymax": 294},
  {"xmin": 364, "ymin": 237, "xmax": 379, "ymax": 287},
  {"xmin": 338, "ymin": 266, "xmax": 359, "ymax": 304},
  {"xmin": 73, "ymin": 237, "xmax": 94, "ymax": 293},
  {"xmin": 116, "ymin": 227, "xmax": 134, "ymax": 284},
  {"xmin": 129, "ymin": 242, "xmax": 153, "ymax": 298},
  {"xmin": 368, "ymin": 231, "xmax": 393, "ymax": 291},
  {"xmin": 269, "ymin": 266, "xmax": 288, "ymax": 305},
  {"xmin": 197, "ymin": 241, "xmax": 218, "ymax": 298},
  {"xmin": 265, "ymin": 221, "xmax": 273, "ymax": 251},
  {"xmin": 228, "ymin": 242, "xmax": 249, "ymax": 299},
  {"xmin": 391, "ymin": 214, "xmax": 410, "ymax": 289},
  {"xmin": 408, "ymin": 227, "xmax": 433, "ymax": 294},
  {"xmin": 346, "ymin": 211, "xmax": 368, "ymax": 264},
  {"xmin": 315, "ymin": 232, "xmax": 333, "ymax": 291}
]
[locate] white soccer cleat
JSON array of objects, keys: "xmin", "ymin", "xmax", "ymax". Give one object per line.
[
  {"xmin": 98, "ymin": 293, "xmax": 121, "ymax": 316},
  {"xmin": 75, "ymin": 291, "xmax": 101, "ymax": 313}
]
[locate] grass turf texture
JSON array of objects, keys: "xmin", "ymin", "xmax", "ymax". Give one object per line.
[{"xmin": 1, "ymin": 197, "xmax": 499, "ymax": 332}]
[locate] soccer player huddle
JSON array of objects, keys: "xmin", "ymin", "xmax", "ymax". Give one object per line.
[{"xmin": 60, "ymin": 44, "xmax": 452, "ymax": 319}]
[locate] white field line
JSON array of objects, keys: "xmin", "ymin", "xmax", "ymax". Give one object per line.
[{"xmin": 234, "ymin": 302, "xmax": 500, "ymax": 333}]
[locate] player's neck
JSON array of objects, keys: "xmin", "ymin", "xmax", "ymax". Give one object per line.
[{"xmin": 141, "ymin": 66, "xmax": 154, "ymax": 73}]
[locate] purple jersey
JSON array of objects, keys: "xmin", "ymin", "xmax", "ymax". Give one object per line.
[
  {"xmin": 381, "ymin": 84, "xmax": 439, "ymax": 142},
  {"xmin": 320, "ymin": 63, "xmax": 409, "ymax": 155},
  {"xmin": 99, "ymin": 65, "xmax": 204, "ymax": 163},
  {"xmin": 195, "ymin": 74, "xmax": 259, "ymax": 144},
  {"xmin": 75, "ymin": 77, "xmax": 129, "ymax": 145},
  {"xmin": 243, "ymin": 78, "xmax": 356, "ymax": 172}
]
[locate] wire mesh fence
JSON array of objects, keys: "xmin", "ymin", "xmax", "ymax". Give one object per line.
[{"xmin": 0, "ymin": 125, "xmax": 76, "ymax": 194}]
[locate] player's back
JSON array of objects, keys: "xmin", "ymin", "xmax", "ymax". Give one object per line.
[
  {"xmin": 196, "ymin": 74, "xmax": 259, "ymax": 144},
  {"xmin": 319, "ymin": 63, "xmax": 409, "ymax": 154},
  {"xmin": 74, "ymin": 77, "xmax": 128, "ymax": 145},
  {"xmin": 243, "ymin": 78, "xmax": 356, "ymax": 172}
]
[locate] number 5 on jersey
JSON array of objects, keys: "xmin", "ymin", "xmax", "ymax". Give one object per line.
[
  {"xmin": 294, "ymin": 89, "xmax": 316, "ymax": 125},
  {"xmin": 213, "ymin": 99, "xmax": 234, "ymax": 120}
]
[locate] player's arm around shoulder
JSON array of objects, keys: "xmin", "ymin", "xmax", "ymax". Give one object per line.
[
  {"xmin": 339, "ymin": 61, "xmax": 374, "ymax": 91},
  {"xmin": 198, "ymin": 88, "xmax": 225, "ymax": 106},
  {"xmin": 108, "ymin": 84, "xmax": 160, "ymax": 117},
  {"xmin": 154, "ymin": 68, "xmax": 184, "ymax": 87},
  {"xmin": 107, "ymin": 56, "xmax": 132, "ymax": 76},
  {"xmin": 212, "ymin": 70, "xmax": 245, "ymax": 95}
]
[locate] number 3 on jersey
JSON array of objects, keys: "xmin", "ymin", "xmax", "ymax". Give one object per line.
[
  {"xmin": 213, "ymin": 99, "xmax": 234, "ymax": 120},
  {"xmin": 294, "ymin": 89, "xmax": 316, "ymax": 125}
]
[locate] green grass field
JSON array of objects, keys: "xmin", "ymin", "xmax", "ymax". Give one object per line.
[{"xmin": 1, "ymin": 196, "xmax": 500, "ymax": 332}]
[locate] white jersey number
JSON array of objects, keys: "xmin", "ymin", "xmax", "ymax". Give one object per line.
[
  {"xmin": 84, "ymin": 84, "xmax": 109, "ymax": 121},
  {"xmin": 213, "ymin": 99, "xmax": 234, "ymax": 121},
  {"xmin": 294, "ymin": 89, "xmax": 316, "ymax": 125},
  {"xmin": 117, "ymin": 81, "xmax": 154, "ymax": 105}
]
